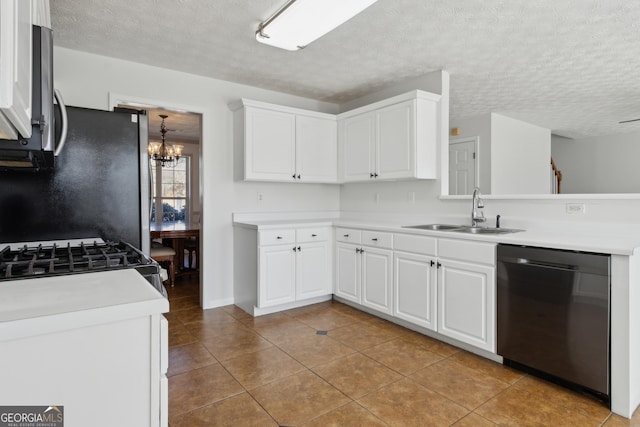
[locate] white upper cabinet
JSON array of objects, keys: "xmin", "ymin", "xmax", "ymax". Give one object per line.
[
  {"xmin": 296, "ymin": 115, "xmax": 337, "ymax": 182},
  {"xmin": 0, "ymin": 0, "xmax": 33, "ymax": 139},
  {"xmin": 338, "ymin": 90, "xmax": 441, "ymax": 182},
  {"xmin": 341, "ymin": 113, "xmax": 375, "ymax": 181},
  {"xmin": 245, "ymin": 107, "xmax": 296, "ymax": 181},
  {"xmin": 233, "ymin": 99, "xmax": 337, "ymax": 183}
]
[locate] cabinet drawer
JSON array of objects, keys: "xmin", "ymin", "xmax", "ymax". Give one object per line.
[
  {"xmin": 259, "ymin": 229, "xmax": 295, "ymax": 246},
  {"xmin": 438, "ymin": 238, "xmax": 496, "ymax": 265},
  {"xmin": 362, "ymin": 230, "xmax": 393, "ymax": 249},
  {"xmin": 296, "ymin": 227, "xmax": 329, "ymax": 243},
  {"xmin": 394, "ymin": 233, "xmax": 437, "ymax": 256},
  {"xmin": 336, "ymin": 228, "xmax": 361, "ymax": 244}
]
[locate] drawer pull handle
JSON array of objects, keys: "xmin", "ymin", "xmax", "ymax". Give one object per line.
[
  {"xmin": 277, "ymin": 236, "xmax": 283, "ymax": 239},
  {"xmin": 343, "ymin": 234, "xmax": 349, "ymax": 237},
  {"xmin": 311, "ymin": 234, "xmax": 317, "ymax": 237},
  {"xmin": 372, "ymin": 238, "xmax": 378, "ymax": 241}
]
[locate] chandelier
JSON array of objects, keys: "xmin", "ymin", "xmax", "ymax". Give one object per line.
[{"xmin": 148, "ymin": 114, "xmax": 183, "ymax": 167}]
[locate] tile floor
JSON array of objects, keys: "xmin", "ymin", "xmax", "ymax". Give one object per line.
[{"xmin": 165, "ymin": 276, "xmax": 638, "ymax": 426}]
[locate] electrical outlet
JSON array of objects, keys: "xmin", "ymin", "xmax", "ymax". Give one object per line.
[
  {"xmin": 566, "ymin": 203, "xmax": 585, "ymax": 215},
  {"xmin": 257, "ymin": 192, "xmax": 263, "ymax": 203}
]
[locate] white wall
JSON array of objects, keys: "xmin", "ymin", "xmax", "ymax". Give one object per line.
[
  {"xmin": 552, "ymin": 131, "xmax": 640, "ymax": 194},
  {"xmin": 491, "ymin": 114, "xmax": 551, "ymax": 195},
  {"xmin": 54, "ymin": 47, "xmax": 340, "ymax": 308}
]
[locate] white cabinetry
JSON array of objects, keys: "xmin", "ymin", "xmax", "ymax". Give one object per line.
[
  {"xmin": 437, "ymin": 238, "xmax": 496, "ymax": 352},
  {"xmin": 234, "ymin": 223, "xmax": 332, "ymax": 315},
  {"xmin": 0, "ymin": 0, "xmax": 33, "ymax": 139},
  {"xmin": 393, "ymin": 233, "xmax": 438, "ymax": 330},
  {"xmin": 335, "ymin": 228, "xmax": 393, "ymax": 315},
  {"xmin": 233, "ymin": 99, "xmax": 337, "ymax": 183},
  {"xmin": 338, "ymin": 90, "xmax": 441, "ymax": 182}
]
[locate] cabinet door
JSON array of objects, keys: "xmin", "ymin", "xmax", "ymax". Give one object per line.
[
  {"xmin": 438, "ymin": 259, "xmax": 496, "ymax": 352},
  {"xmin": 244, "ymin": 107, "xmax": 296, "ymax": 181},
  {"xmin": 394, "ymin": 251, "xmax": 437, "ymax": 330},
  {"xmin": 0, "ymin": 0, "xmax": 32, "ymax": 139},
  {"xmin": 259, "ymin": 245, "xmax": 296, "ymax": 307},
  {"xmin": 340, "ymin": 113, "xmax": 375, "ymax": 182},
  {"xmin": 361, "ymin": 246, "xmax": 393, "ymax": 315},
  {"xmin": 376, "ymin": 101, "xmax": 415, "ymax": 179},
  {"xmin": 296, "ymin": 115, "xmax": 337, "ymax": 183},
  {"xmin": 335, "ymin": 242, "xmax": 360, "ymax": 304},
  {"xmin": 296, "ymin": 241, "xmax": 331, "ymax": 300}
]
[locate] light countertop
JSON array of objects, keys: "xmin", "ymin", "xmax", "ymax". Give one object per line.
[
  {"xmin": 234, "ymin": 217, "xmax": 640, "ymax": 256},
  {"xmin": 0, "ymin": 269, "xmax": 169, "ymax": 341}
]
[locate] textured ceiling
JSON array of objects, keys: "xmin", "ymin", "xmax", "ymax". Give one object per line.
[{"xmin": 51, "ymin": 0, "xmax": 640, "ymax": 139}]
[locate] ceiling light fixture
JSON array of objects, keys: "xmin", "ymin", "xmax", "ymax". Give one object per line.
[
  {"xmin": 256, "ymin": 0, "xmax": 379, "ymax": 51},
  {"xmin": 148, "ymin": 114, "xmax": 183, "ymax": 168}
]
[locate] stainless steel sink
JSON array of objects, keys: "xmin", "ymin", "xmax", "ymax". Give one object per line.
[
  {"xmin": 450, "ymin": 226, "xmax": 523, "ymax": 235},
  {"xmin": 402, "ymin": 224, "xmax": 464, "ymax": 231},
  {"xmin": 402, "ymin": 224, "xmax": 523, "ymax": 234}
]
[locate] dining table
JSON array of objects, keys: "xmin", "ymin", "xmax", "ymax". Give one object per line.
[{"xmin": 150, "ymin": 221, "xmax": 200, "ymax": 273}]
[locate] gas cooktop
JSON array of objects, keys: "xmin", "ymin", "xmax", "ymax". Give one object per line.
[{"xmin": 0, "ymin": 241, "xmax": 156, "ymax": 280}]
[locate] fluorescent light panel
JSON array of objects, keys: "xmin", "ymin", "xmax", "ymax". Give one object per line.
[{"xmin": 256, "ymin": 0, "xmax": 379, "ymax": 51}]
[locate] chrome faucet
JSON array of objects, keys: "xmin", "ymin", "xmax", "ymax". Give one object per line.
[{"xmin": 471, "ymin": 187, "xmax": 486, "ymax": 227}]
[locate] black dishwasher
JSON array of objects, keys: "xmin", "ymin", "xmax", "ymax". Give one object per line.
[{"xmin": 497, "ymin": 244, "xmax": 610, "ymax": 402}]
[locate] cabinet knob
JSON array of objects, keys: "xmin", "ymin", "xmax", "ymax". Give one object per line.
[
  {"xmin": 297, "ymin": 174, "xmax": 301, "ymax": 179},
  {"xmin": 293, "ymin": 246, "xmax": 297, "ymax": 251},
  {"xmin": 292, "ymin": 174, "xmax": 296, "ymax": 179},
  {"xmin": 361, "ymin": 248, "xmax": 365, "ymax": 253},
  {"xmin": 311, "ymin": 234, "xmax": 317, "ymax": 237},
  {"xmin": 297, "ymin": 246, "xmax": 301, "ymax": 251},
  {"xmin": 430, "ymin": 260, "xmax": 435, "ymax": 267},
  {"xmin": 374, "ymin": 173, "xmax": 379, "ymax": 178},
  {"xmin": 437, "ymin": 262, "xmax": 442, "ymax": 268},
  {"xmin": 344, "ymin": 234, "xmax": 349, "ymax": 237},
  {"xmin": 277, "ymin": 236, "xmax": 283, "ymax": 239},
  {"xmin": 371, "ymin": 238, "xmax": 378, "ymax": 241},
  {"xmin": 355, "ymin": 248, "xmax": 360, "ymax": 253},
  {"xmin": 370, "ymin": 173, "xmax": 374, "ymax": 178}
]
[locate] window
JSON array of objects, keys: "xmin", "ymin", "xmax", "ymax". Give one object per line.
[{"xmin": 151, "ymin": 156, "xmax": 190, "ymax": 226}]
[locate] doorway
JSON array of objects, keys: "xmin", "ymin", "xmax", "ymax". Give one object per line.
[
  {"xmin": 449, "ymin": 136, "xmax": 478, "ymax": 195},
  {"xmin": 111, "ymin": 95, "xmax": 204, "ymax": 304}
]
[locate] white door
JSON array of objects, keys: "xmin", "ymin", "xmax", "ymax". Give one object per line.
[
  {"xmin": 377, "ymin": 100, "xmax": 415, "ymax": 179},
  {"xmin": 296, "ymin": 115, "xmax": 337, "ymax": 183},
  {"xmin": 258, "ymin": 245, "xmax": 296, "ymax": 307},
  {"xmin": 394, "ymin": 251, "xmax": 437, "ymax": 330},
  {"xmin": 340, "ymin": 113, "xmax": 375, "ymax": 182},
  {"xmin": 296, "ymin": 241, "xmax": 331, "ymax": 300},
  {"xmin": 437, "ymin": 259, "xmax": 496, "ymax": 352},
  {"xmin": 0, "ymin": 0, "xmax": 32, "ymax": 139},
  {"xmin": 448, "ymin": 137, "xmax": 477, "ymax": 195},
  {"xmin": 361, "ymin": 247, "xmax": 393, "ymax": 315},
  {"xmin": 335, "ymin": 242, "xmax": 360, "ymax": 303},
  {"xmin": 244, "ymin": 107, "xmax": 296, "ymax": 181}
]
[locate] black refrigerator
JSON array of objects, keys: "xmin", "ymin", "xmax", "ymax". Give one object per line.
[{"xmin": 0, "ymin": 106, "xmax": 150, "ymax": 254}]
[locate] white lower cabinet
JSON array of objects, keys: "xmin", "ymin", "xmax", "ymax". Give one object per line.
[
  {"xmin": 436, "ymin": 238, "xmax": 497, "ymax": 353},
  {"xmin": 335, "ymin": 229, "xmax": 393, "ymax": 315},
  {"xmin": 296, "ymin": 240, "xmax": 331, "ymax": 300},
  {"xmin": 259, "ymin": 244, "xmax": 296, "ymax": 307},
  {"xmin": 335, "ymin": 242, "xmax": 361, "ymax": 303},
  {"xmin": 361, "ymin": 247, "xmax": 393, "ymax": 314},
  {"xmin": 257, "ymin": 227, "xmax": 331, "ymax": 309},
  {"xmin": 394, "ymin": 251, "xmax": 437, "ymax": 330}
]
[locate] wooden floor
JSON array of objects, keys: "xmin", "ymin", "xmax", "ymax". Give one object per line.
[{"xmin": 164, "ymin": 275, "xmax": 636, "ymax": 426}]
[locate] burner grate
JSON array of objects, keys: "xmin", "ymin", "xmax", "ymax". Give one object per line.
[{"xmin": 0, "ymin": 241, "xmax": 152, "ymax": 280}]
